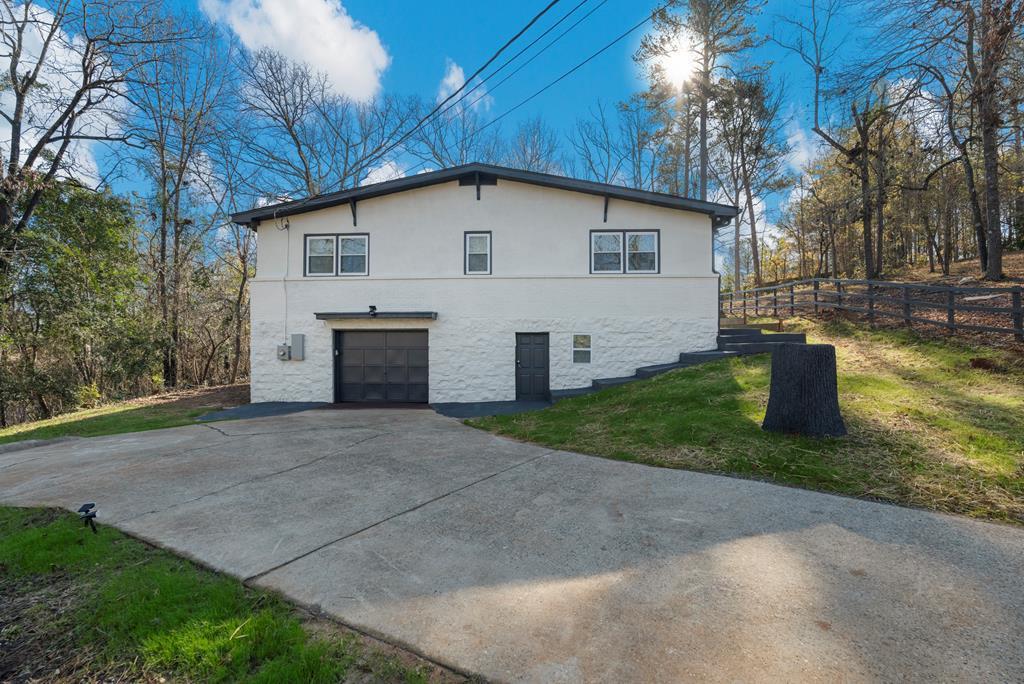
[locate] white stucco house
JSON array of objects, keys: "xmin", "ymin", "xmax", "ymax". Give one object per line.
[{"xmin": 232, "ymin": 163, "xmax": 737, "ymax": 407}]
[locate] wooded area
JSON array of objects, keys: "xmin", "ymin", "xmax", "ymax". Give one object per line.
[{"xmin": 0, "ymin": 0, "xmax": 1021, "ymax": 426}]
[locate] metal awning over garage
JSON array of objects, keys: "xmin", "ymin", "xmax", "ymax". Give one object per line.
[{"xmin": 315, "ymin": 311, "xmax": 437, "ymax": 320}]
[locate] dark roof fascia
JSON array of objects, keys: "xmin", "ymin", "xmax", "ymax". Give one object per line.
[
  {"xmin": 232, "ymin": 163, "xmax": 738, "ymax": 228},
  {"xmin": 315, "ymin": 311, "xmax": 438, "ymax": 320}
]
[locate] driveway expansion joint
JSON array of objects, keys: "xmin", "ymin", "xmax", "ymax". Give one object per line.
[
  {"xmin": 243, "ymin": 450, "xmax": 553, "ymax": 583},
  {"xmin": 115, "ymin": 432, "xmax": 385, "ymax": 525}
]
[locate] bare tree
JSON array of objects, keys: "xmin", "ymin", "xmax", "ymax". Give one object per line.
[
  {"xmin": 636, "ymin": 0, "xmax": 762, "ymax": 200},
  {"xmin": 239, "ymin": 48, "xmax": 416, "ymax": 196},
  {"xmin": 129, "ymin": 14, "xmax": 227, "ymax": 387},
  {"xmin": 503, "ymin": 116, "xmax": 560, "ymax": 173},
  {"xmin": 406, "ymin": 97, "xmax": 502, "ymax": 168},
  {"xmin": 0, "ymin": 0, "xmax": 178, "ymax": 271},
  {"xmin": 567, "ymin": 101, "xmax": 624, "ymax": 183}
]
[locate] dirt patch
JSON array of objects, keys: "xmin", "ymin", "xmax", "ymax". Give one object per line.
[{"xmin": 122, "ymin": 383, "xmax": 250, "ymax": 410}]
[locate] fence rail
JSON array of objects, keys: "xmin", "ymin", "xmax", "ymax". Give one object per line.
[{"xmin": 721, "ymin": 278, "xmax": 1024, "ymax": 341}]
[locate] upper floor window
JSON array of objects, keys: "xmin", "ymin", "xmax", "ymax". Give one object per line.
[
  {"xmin": 304, "ymin": 234, "xmax": 368, "ymax": 276},
  {"xmin": 465, "ymin": 231, "xmax": 492, "ymax": 275},
  {"xmin": 591, "ymin": 230, "xmax": 659, "ymax": 274},
  {"xmin": 306, "ymin": 236, "xmax": 336, "ymax": 276}
]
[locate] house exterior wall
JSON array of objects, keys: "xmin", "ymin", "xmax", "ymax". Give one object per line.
[{"xmin": 250, "ymin": 178, "xmax": 719, "ymax": 403}]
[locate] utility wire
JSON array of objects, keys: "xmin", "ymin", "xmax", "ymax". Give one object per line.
[
  {"xmin": 476, "ymin": 7, "xmax": 664, "ymax": 134},
  {"xmin": 349, "ymin": 0, "xmax": 565, "ymax": 179},
  {"xmin": 456, "ymin": 0, "xmax": 610, "ymax": 114},
  {"xmin": 435, "ymin": 0, "xmax": 596, "ymax": 118}
]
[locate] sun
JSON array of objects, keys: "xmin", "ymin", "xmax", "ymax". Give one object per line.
[{"xmin": 656, "ymin": 34, "xmax": 699, "ymax": 90}]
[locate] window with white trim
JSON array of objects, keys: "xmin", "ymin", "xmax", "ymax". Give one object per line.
[
  {"xmin": 465, "ymin": 232, "xmax": 491, "ymax": 274},
  {"xmin": 591, "ymin": 232, "xmax": 623, "ymax": 272},
  {"xmin": 304, "ymin": 234, "xmax": 368, "ymax": 276},
  {"xmin": 590, "ymin": 230, "xmax": 659, "ymax": 274},
  {"xmin": 573, "ymin": 334, "xmax": 591, "ymax": 364},
  {"xmin": 305, "ymin": 236, "xmax": 336, "ymax": 276},
  {"xmin": 338, "ymin": 235, "xmax": 368, "ymax": 275},
  {"xmin": 626, "ymin": 231, "xmax": 658, "ymax": 273}
]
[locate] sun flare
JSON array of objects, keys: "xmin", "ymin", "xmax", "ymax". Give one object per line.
[{"xmin": 656, "ymin": 34, "xmax": 699, "ymax": 89}]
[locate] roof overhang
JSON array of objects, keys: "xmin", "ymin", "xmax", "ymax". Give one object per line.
[
  {"xmin": 232, "ymin": 163, "xmax": 738, "ymax": 229},
  {"xmin": 315, "ymin": 311, "xmax": 438, "ymax": 320}
]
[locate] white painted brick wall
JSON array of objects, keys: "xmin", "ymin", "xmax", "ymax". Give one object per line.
[{"xmin": 248, "ymin": 177, "xmax": 723, "ymax": 404}]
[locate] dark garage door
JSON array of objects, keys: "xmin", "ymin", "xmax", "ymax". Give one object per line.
[{"xmin": 334, "ymin": 331, "xmax": 428, "ymax": 403}]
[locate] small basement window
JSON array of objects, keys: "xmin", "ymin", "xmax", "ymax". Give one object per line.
[
  {"xmin": 306, "ymin": 236, "xmax": 336, "ymax": 276},
  {"xmin": 591, "ymin": 232, "xmax": 623, "ymax": 272},
  {"xmin": 465, "ymin": 232, "xmax": 491, "ymax": 274},
  {"xmin": 338, "ymin": 234, "xmax": 368, "ymax": 275},
  {"xmin": 573, "ymin": 334, "xmax": 591, "ymax": 363}
]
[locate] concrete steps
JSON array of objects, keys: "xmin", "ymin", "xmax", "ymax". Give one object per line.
[{"xmin": 550, "ymin": 325, "xmax": 809, "ymax": 403}]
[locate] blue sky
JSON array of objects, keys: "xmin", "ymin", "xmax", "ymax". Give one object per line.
[{"xmin": 191, "ymin": 0, "xmax": 865, "ymax": 176}]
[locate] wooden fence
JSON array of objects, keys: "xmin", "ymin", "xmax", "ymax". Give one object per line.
[{"xmin": 721, "ymin": 278, "xmax": 1024, "ymax": 341}]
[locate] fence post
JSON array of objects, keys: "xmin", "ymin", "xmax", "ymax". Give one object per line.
[
  {"xmin": 868, "ymin": 283, "xmax": 876, "ymax": 326},
  {"xmin": 729, "ymin": 291, "xmax": 734, "ymax": 316},
  {"xmin": 1013, "ymin": 288, "xmax": 1023, "ymax": 342},
  {"xmin": 902, "ymin": 286, "xmax": 912, "ymax": 327},
  {"xmin": 813, "ymin": 280, "xmax": 819, "ymax": 315},
  {"xmin": 946, "ymin": 289, "xmax": 955, "ymax": 333},
  {"xmin": 755, "ymin": 290, "xmax": 760, "ymax": 317},
  {"xmin": 789, "ymin": 284, "xmax": 795, "ymax": 317},
  {"xmin": 773, "ymin": 289, "xmax": 778, "ymax": 318},
  {"xmin": 835, "ymin": 279, "xmax": 843, "ymax": 311}
]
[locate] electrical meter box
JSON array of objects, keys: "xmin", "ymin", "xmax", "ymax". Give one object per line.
[
  {"xmin": 276, "ymin": 344, "xmax": 290, "ymax": 361},
  {"xmin": 290, "ymin": 334, "xmax": 305, "ymax": 361}
]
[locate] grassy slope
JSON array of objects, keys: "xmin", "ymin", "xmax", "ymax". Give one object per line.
[
  {"xmin": 471, "ymin": 319, "xmax": 1024, "ymax": 522},
  {"xmin": 0, "ymin": 507, "xmax": 453, "ymax": 683},
  {"xmin": 0, "ymin": 403, "xmax": 212, "ymax": 445},
  {"xmin": 0, "ymin": 385, "xmax": 249, "ymax": 445}
]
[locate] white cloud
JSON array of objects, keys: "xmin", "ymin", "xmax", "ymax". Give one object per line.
[
  {"xmin": 785, "ymin": 121, "xmax": 819, "ymax": 173},
  {"xmin": 201, "ymin": 0, "xmax": 390, "ymax": 101},
  {"xmin": 437, "ymin": 59, "xmax": 492, "ymax": 111},
  {"xmin": 361, "ymin": 160, "xmax": 405, "ymax": 185}
]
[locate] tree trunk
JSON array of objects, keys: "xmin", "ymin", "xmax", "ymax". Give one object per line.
[
  {"xmin": 978, "ymin": 0, "xmax": 1003, "ymax": 280},
  {"xmin": 762, "ymin": 343, "xmax": 847, "ymax": 438}
]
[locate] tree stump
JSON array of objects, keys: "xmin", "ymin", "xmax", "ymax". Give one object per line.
[{"xmin": 762, "ymin": 343, "xmax": 847, "ymax": 438}]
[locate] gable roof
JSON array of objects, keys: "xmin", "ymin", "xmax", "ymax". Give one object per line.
[{"xmin": 231, "ymin": 162, "xmax": 738, "ymax": 228}]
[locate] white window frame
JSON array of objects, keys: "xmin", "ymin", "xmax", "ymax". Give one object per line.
[
  {"xmin": 625, "ymin": 230, "xmax": 659, "ymax": 274},
  {"xmin": 465, "ymin": 231, "xmax": 492, "ymax": 275},
  {"xmin": 591, "ymin": 231, "xmax": 624, "ymax": 273},
  {"xmin": 337, "ymin": 234, "xmax": 369, "ymax": 276},
  {"xmin": 572, "ymin": 334, "xmax": 592, "ymax": 364},
  {"xmin": 305, "ymin": 235, "xmax": 337, "ymax": 277}
]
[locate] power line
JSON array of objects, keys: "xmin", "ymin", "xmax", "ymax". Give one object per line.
[
  {"xmin": 436, "ymin": 0, "xmax": 596, "ymax": 118},
  {"xmin": 457, "ymin": 0, "xmax": 610, "ymax": 113},
  {"xmin": 350, "ymin": 0, "xmax": 565, "ymax": 179},
  {"xmin": 476, "ymin": 7, "xmax": 663, "ymax": 135}
]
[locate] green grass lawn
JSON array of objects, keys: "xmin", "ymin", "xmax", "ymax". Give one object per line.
[
  {"xmin": 0, "ymin": 507, "xmax": 457, "ymax": 683},
  {"xmin": 470, "ymin": 319, "xmax": 1024, "ymax": 523},
  {"xmin": 0, "ymin": 403, "xmax": 214, "ymax": 445}
]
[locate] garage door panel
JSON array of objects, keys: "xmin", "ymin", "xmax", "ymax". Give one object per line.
[
  {"xmin": 363, "ymin": 383, "xmax": 386, "ymax": 401},
  {"xmin": 407, "ymin": 384, "xmax": 428, "ymax": 402},
  {"xmin": 363, "ymin": 349, "xmax": 386, "ymax": 365},
  {"xmin": 363, "ymin": 365, "xmax": 386, "ymax": 383},
  {"xmin": 342, "ymin": 366, "xmax": 364, "ymax": 383},
  {"xmin": 336, "ymin": 330, "xmax": 428, "ymax": 403},
  {"xmin": 343, "ymin": 331, "xmax": 386, "ymax": 348},
  {"xmin": 342, "ymin": 350, "xmax": 364, "ymax": 366},
  {"xmin": 386, "ymin": 331, "xmax": 427, "ymax": 348}
]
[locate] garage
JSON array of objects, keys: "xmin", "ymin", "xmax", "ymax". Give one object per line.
[{"xmin": 333, "ymin": 330, "xmax": 428, "ymax": 403}]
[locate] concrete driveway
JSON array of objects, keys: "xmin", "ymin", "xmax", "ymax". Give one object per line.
[{"xmin": 1, "ymin": 408, "xmax": 1022, "ymax": 683}]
